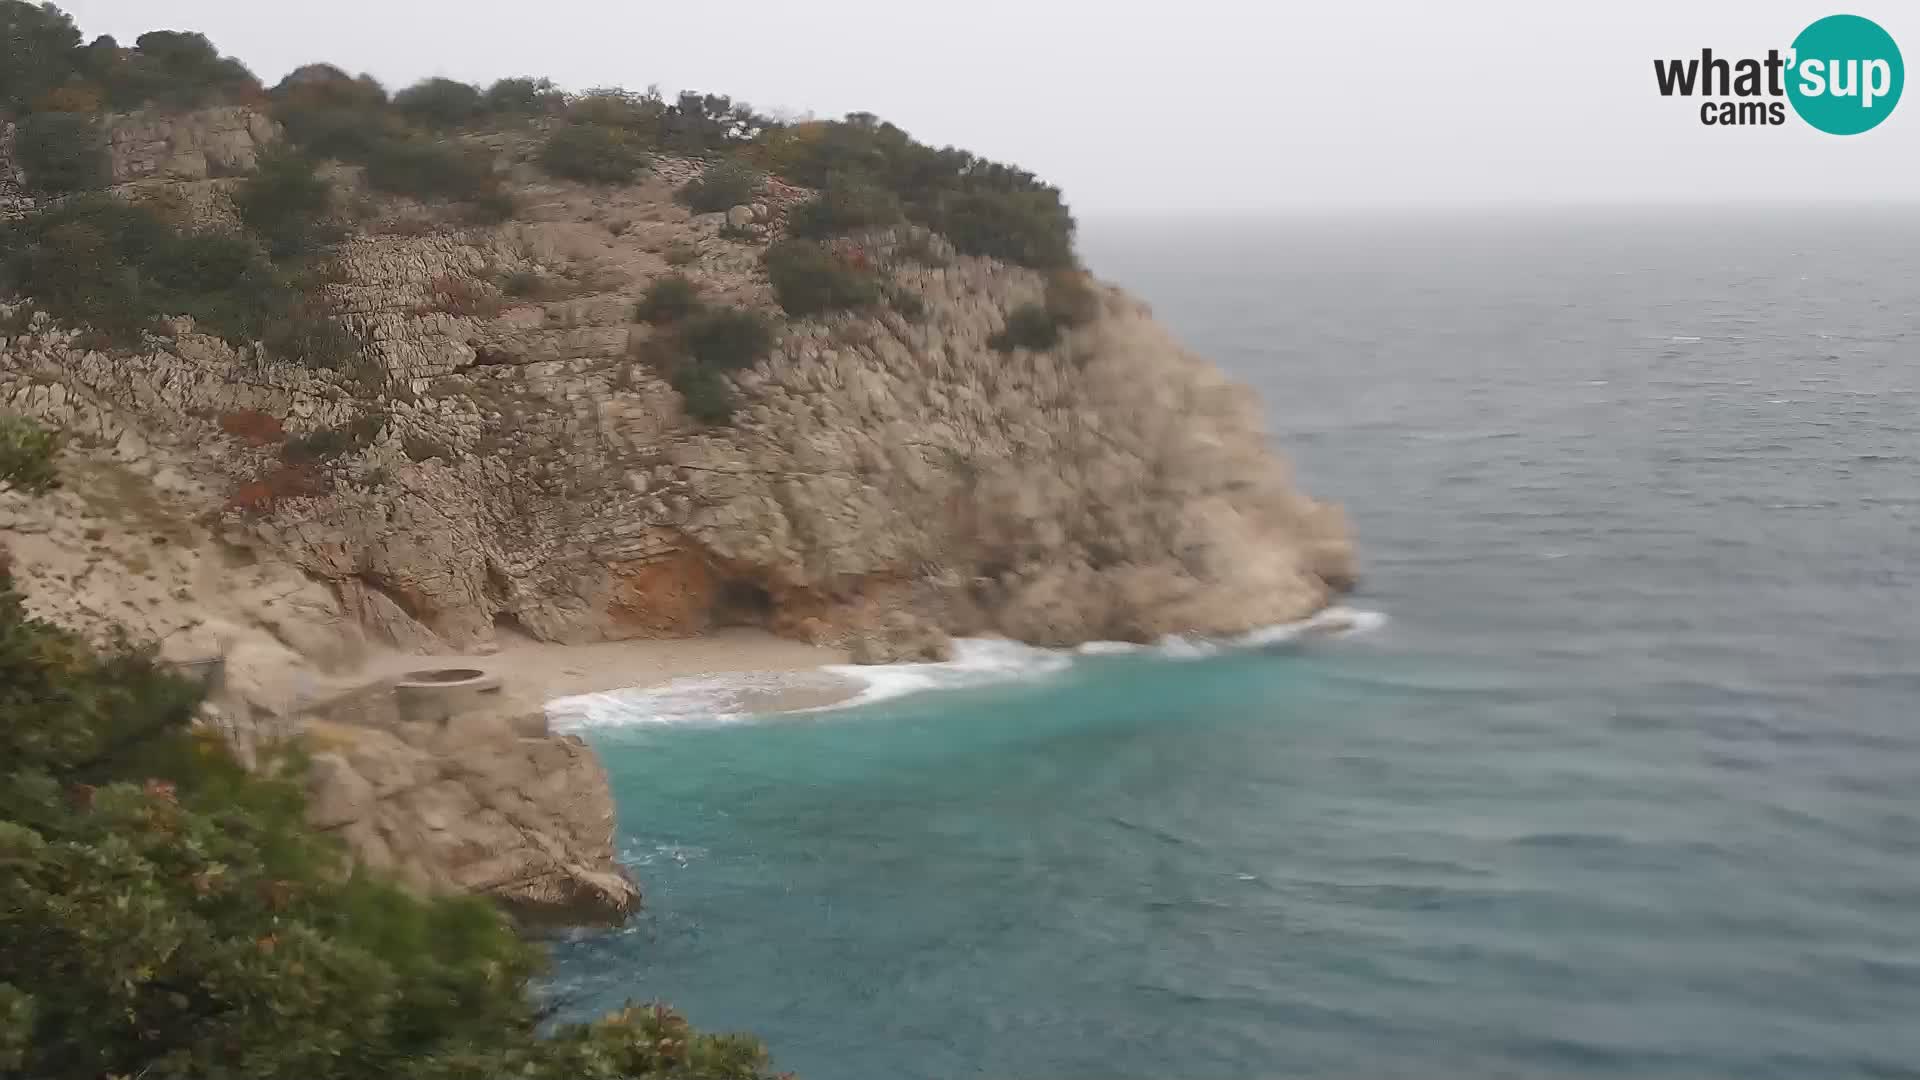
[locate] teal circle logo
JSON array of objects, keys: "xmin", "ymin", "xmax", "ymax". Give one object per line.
[{"xmin": 1787, "ymin": 14, "xmax": 1904, "ymax": 134}]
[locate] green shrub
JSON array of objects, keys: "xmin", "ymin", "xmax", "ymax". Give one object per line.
[
  {"xmin": 1, "ymin": 198, "xmax": 262, "ymax": 343},
  {"xmin": 988, "ymin": 302, "xmax": 1060, "ymax": 352},
  {"xmin": 565, "ymin": 87, "xmax": 664, "ymax": 133},
  {"xmin": 538, "ymin": 123, "xmax": 651, "ymax": 185},
  {"xmin": 682, "ymin": 307, "xmax": 773, "ymax": 371},
  {"xmin": 1043, "ymin": 269, "xmax": 1101, "ymax": 327},
  {"xmin": 934, "ymin": 188, "xmax": 1076, "ymax": 268},
  {"xmin": 0, "ymin": 196, "xmax": 359, "ymax": 354},
  {"xmin": 786, "ymin": 173, "xmax": 902, "ymax": 239},
  {"xmin": 273, "ymin": 102, "xmax": 404, "ymax": 161},
  {"xmin": 0, "ymin": 416, "xmax": 60, "ymax": 495},
  {"xmin": 752, "ymin": 112, "xmax": 1077, "ymax": 267},
  {"xmin": 665, "ymin": 243, "xmax": 700, "ymax": 267},
  {"xmin": 887, "ymin": 286, "xmax": 926, "ymax": 322},
  {"xmin": 262, "ymin": 301, "xmax": 363, "ymax": 370},
  {"xmin": 670, "ymin": 363, "xmax": 736, "ymax": 425},
  {"xmin": 483, "ymin": 76, "xmax": 562, "ymax": 116},
  {"xmin": 0, "ymin": 555, "xmax": 782, "ymax": 1080},
  {"xmin": 91, "ymin": 29, "xmax": 259, "ymax": 110},
  {"xmin": 0, "ymin": 1, "xmax": 84, "ymax": 113},
  {"xmin": 393, "ymin": 77, "xmax": 483, "ymax": 129},
  {"xmin": 462, "ymin": 186, "xmax": 518, "ymax": 225},
  {"xmin": 13, "ymin": 112, "xmax": 108, "ymax": 195},
  {"xmin": 676, "ymin": 158, "xmax": 763, "ymax": 213},
  {"xmin": 634, "ymin": 274, "xmax": 702, "ymax": 324},
  {"xmin": 233, "ymin": 148, "xmax": 337, "ymax": 259},
  {"xmin": 763, "ymin": 239, "xmax": 881, "ymax": 317},
  {"xmin": 360, "ymin": 138, "xmax": 497, "ymax": 203}
]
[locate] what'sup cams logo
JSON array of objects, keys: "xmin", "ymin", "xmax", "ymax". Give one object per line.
[{"xmin": 1655, "ymin": 14, "xmax": 1903, "ymax": 133}]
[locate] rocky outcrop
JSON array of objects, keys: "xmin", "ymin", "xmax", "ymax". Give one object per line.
[
  {"xmin": 106, "ymin": 105, "xmax": 279, "ymax": 183},
  {"xmin": 0, "ymin": 432, "xmax": 634, "ymax": 925},
  {"xmin": 301, "ymin": 684, "xmax": 637, "ymax": 926},
  {"xmin": 0, "ymin": 119, "xmax": 1351, "ymax": 655},
  {"xmin": 0, "ymin": 106, "xmax": 1352, "ymax": 927}
]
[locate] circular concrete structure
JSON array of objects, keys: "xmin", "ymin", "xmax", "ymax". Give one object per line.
[{"xmin": 392, "ymin": 667, "xmax": 504, "ymax": 730}]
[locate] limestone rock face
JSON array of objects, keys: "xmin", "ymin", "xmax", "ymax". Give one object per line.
[
  {"xmin": 847, "ymin": 610, "xmax": 951, "ymax": 665},
  {"xmin": 1, "ymin": 114, "xmax": 1353, "ymax": 660},
  {"xmin": 301, "ymin": 707, "xmax": 638, "ymax": 926},
  {"xmin": 107, "ymin": 105, "xmax": 279, "ymax": 183}
]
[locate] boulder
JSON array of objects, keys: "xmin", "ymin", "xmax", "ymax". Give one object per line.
[{"xmin": 848, "ymin": 610, "xmax": 952, "ymax": 665}]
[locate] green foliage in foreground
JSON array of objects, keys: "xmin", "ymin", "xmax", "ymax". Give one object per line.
[{"xmin": 0, "ymin": 514, "xmax": 784, "ymax": 1078}]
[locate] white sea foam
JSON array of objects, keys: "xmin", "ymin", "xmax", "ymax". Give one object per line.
[
  {"xmin": 547, "ymin": 670, "xmax": 835, "ymax": 732},
  {"xmin": 820, "ymin": 636, "xmax": 1075, "ymax": 709},
  {"xmin": 551, "ymin": 608, "xmax": 1388, "ymax": 729}
]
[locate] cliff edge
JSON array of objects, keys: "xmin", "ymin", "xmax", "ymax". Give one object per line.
[
  {"xmin": 1, "ymin": 63, "xmax": 1350, "ymax": 924},
  {"xmin": 2, "ymin": 104, "xmax": 1352, "ymax": 661}
]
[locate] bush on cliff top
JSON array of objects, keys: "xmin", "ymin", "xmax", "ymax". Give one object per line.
[
  {"xmin": 392, "ymin": 76, "xmax": 484, "ymax": 130},
  {"xmin": 0, "ymin": 446, "xmax": 783, "ymax": 1080},
  {"xmin": 1, "ymin": 4, "xmax": 260, "ymax": 115},
  {"xmin": 538, "ymin": 123, "xmax": 652, "ymax": 185},
  {"xmin": 752, "ymin": 113, "xmax": 1076, "ymax": 267}
]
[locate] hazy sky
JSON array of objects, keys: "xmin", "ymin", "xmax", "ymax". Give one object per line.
[{"xmin": 56, "ymin": 0, "xmax": 1920, "ymax": 214}]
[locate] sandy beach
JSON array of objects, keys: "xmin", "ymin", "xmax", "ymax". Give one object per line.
[{"xmin": 356, "ymin": 627, "xmax": 863, "ymax": 720}]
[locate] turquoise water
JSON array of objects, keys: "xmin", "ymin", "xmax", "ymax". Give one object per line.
[{"xmin": 550, "ymin": 211, "xmax": 1920, "ymax": 1079}]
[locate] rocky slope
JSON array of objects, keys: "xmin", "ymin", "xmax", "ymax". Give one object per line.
[
  {"xmin": 3, "ymin": 106, "xmax": 1352, "ymax": 657},
  {"xmin": 1, "ymin": 105, "xmax": 1350, "ymax": 923},
  {"xmin": 0, "ymin": 429, "xmax": 637, "ymax": 924}
]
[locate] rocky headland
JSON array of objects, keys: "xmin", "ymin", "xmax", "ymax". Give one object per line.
[{"xmin": 1, "ymin": 74, "xmax": 1351, "ymax": 923}]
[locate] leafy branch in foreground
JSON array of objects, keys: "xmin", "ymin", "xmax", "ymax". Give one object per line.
[{"xmin": 0, "ymin": 460, "xmax": 783, "ymax": 1079}]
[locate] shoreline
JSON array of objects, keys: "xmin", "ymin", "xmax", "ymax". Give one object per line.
[{"xmin": 355, "ymin": 627, "xmax": 861, "ymax": 722}]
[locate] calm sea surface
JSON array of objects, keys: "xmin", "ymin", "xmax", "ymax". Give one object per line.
[{"xmin": 549, "ymin": 210, "xmax": 1920, "ymax": 1080}]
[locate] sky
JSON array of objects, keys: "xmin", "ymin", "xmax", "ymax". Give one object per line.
[{"xmin": 55, "ymin": 0, "xmax": 1920, "ymax": 215}]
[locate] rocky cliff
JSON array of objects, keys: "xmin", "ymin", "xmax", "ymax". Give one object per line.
[
  {"xmin": 3, "ymin": 106, "xmax": 1351, "ymax": 658},
  {"xmin": 1, "ymin": 104, "xmax": 1350, "ymax": 923}
]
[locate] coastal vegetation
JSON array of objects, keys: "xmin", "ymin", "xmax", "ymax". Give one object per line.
[
  {"xmin": 0, "ymin": 0, "xmax": 1103, "ymax": 1061},
  {"xmin": 1, "ymin": 1, "xmax": 1075, "ymax": 268},
  {"xmin": 0, "ymin": 421, "xmax": 782, "ymax": 1079}
]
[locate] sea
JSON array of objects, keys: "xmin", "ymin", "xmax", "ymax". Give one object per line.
[{"xmin": 544, "ymin": 209, "xmax": 1920, "ymax": 1080}]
